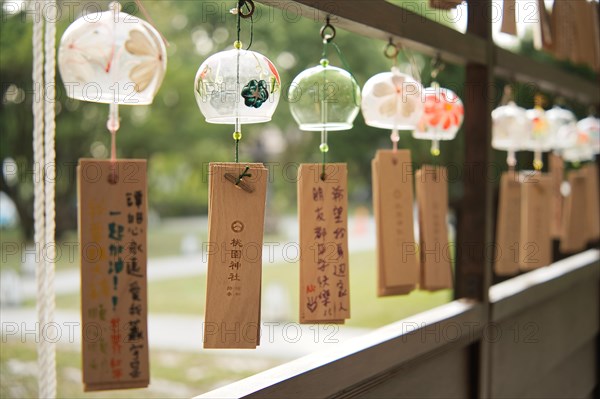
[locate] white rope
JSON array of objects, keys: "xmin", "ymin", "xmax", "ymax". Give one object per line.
[
  {"xmin": 31, "ymin": 1, "xmax": 48, "ymax": 397},
  {"xmin": 42, "ymin": 0, "xmax": 57, "ymax": 397}
]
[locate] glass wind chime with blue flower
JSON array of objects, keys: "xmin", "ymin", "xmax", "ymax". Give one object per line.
[{"xmin": 194, "ymin": 1, "xmax": 280, "ymax": 349}]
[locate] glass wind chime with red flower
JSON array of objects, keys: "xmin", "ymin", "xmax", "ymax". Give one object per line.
[
  {"xmin": 413, "ymin": 56, "xmax": 464, "ymax": 157},
  {"xmin": 411, "ymin": 55, "xmax": 457, "ymax": 291},
  {"xmin": 57, "ymin": 1, "xmax": 167, "ymax": 391},
  {"xmin": 361, "ymin": 40, "xmax": 424, "ymax": 296},
  {"xmin": 194, "ymin": 1, "xmax": 280, "ymax": 349}
]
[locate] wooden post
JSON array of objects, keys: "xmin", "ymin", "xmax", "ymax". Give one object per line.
[{"xmin": 455, "ymin": 0, "xmax": 494, "ymax": 303}]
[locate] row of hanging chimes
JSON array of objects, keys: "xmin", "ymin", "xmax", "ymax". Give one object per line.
[
  {"xmin": 492, "ymin": 88, "xmax": 599, "ymax": 276},
  {"xmin": 58, "ymin": 2, "xmax": 167, "ymax": 390},
  {"xmin": 194, "ymin": 1, "xmax": 280, "ymax": 347},
  {"xmin": 289, "ymin": 19, "xmax": 355, "ymax": 323},
  {"xmin": 363, "ymin": 44, "xmax": 461, "ymax": 295}
]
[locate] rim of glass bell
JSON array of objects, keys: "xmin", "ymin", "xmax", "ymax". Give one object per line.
[
  {"xmin": 57, "ymin": 2, "xmax": 167, "ymax": 105},
  {"xmin": 288, "ymin": 63, "xmax": 361, "ymax": 131},
  {"xmin": 194, "ymin": 48, "xmax": 281, "ymax": 125},
  {"xmin": 361, "ymin": 67, "xmax": 424, "ymax": 131}
]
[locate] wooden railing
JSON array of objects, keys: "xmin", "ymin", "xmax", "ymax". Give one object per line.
[{"xmin": 196, "ymin": 250, "xmax": 598, "ymax": 398}]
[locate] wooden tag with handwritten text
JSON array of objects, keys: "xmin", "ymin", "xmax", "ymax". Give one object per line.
[
  {"xmin": 415, "ymin": 165, "xmax": 453, "ymax": 291},
  {"xmin": 560, "ymin": 169, "xmax": 588, "ymax": 253},
  {"xmin": 494, "ymin": 171, "xmax": 521, "ymax": 276},
  {"xmin": 78, "ymin": 159, "xmax": 149, "ymax": 391},
  {"xmin": 519, "ymin": 172, "xmax": 552, "ymax": 271},
  {"xmin": 204, "ymin": 163, "xmax": 267, "ymax": 349},
  {"xmin": 583, "ymin": 163, "xmax": 600, "ymax": 243},
  {"xmin": 298, "ymin": 164, "xmax": 350, "ymax": 324},
  {"xmin": 372, "ymin": 150, "xmax": 418, "ymax": 296}
]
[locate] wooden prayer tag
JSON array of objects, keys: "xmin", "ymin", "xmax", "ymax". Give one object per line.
[
  {"xmin": 583, "ymin": 163, "xmax": 600, "ymax": 243},
  {"xmin": 372, "ymin": 150, "xmax": 418, "ymax": 296},
  {"xmin": 500, "ymin": 0, "xmax": 517, "ymax": 36},
  {"xmin": 560, "ymin": 169, "xmax": 588, "ymax": 254},
  {"xmin": 519, "ymin": 172, "xmax": 552, "ymax": 271},
  {"xmin": 415, "ymin": 165, "xmax": 453, "ymax": 291},
  {"xmin": 78, "ymin": 159, "xmax": 149, "ymax": 391},
  {"xmin": 298, "ymin": 164, "xmax": 350, "ymax": 324},
  {"xmin": 204, "ymin": 163, "xmax": 267, "ymax": 349},
  {"xmin": 494, "ymin": 171, "xmax": 521, "ymax": 276},
  {"xmin": 549, "ymin": 153, "xmax": 564, "ymax": 239}
]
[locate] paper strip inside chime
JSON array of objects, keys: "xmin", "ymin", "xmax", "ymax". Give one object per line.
[
  {"xmin": 78, "ymin": 159, "xmax": 149, "ymax": 391},
  {"xmin": 203, "ymin": 163, "xmax": 268, "ymax": 349},
  {"xmin": 372, "ymin": 150, "xmax": 418, "ymax": 296},
  {"xmin": 415, "ymin": 165, "xmax": 453, "ymax": 290},
  {"xmin": 298, "ymin": 163, "xmax": 350, "ymax": 324}
]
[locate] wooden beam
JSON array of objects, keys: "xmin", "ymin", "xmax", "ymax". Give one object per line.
[
  {"xmin": 495, "ymin": 47, "xmax": 600, "ymax": 105},
  {"xmin": 256, "ymin": 0, "xmax": 487, "ymax": 65}
]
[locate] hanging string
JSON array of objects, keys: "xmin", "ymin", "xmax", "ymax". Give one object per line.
[
  {"xmin": 134, "ymin": 0, "xmax": 169, "ymax": 47},
  {"xmin": 43, "ymin": 0, "xmax": 57, "ymax": 394},
  {"xmin": 32, "ymin": 2, "xmax": 49, "ymax": 398}
]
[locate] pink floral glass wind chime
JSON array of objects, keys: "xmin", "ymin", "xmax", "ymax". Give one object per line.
[
  {"xmin": 411, "ymin": 54, "xmax": 460, "ymax": 291},
  {"xmin": 289, "ymin": 18, "xmax": 359, "ymax": 324},
  {"xmin": 361, "ymin": 40, "xmax": 424, "ymax": 296},
  {"xmin": 194, "ymin": 0, "xmax": 281, "ymax": 349},
  {"xmin": 57, "ymin": 1, "xmax": 166, "ymax": 391}
]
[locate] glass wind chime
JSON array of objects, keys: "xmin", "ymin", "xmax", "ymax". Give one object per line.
[
  {"xmin": 413, "ymin": 56, "xmax": 464, "ymax": 157},
  {"xmin": 194, "ymin": 0, "xmax": 280, "ymax": 349},
  {"xmin": 288, "ymin": 17, "xmax": 360, "ymax": 178},
  {"xmin": 194, "ymin": 0, "xmax": 280, "ymax": 163},
  {"xmin": 361, "ymin": 40, "xmax": 424, "ymax": 151},
  {"xmin": 361, "ymin": 40, "xmax": 424, "ymax": 296},
  {"xmin": 491, "ymin": 85, "xmax": 531, "ymax": 169},
  {"xmin": 289, "ymin": 18, "xmax": 358, "ymax": 323},
  {"xmin": 58, "ymin": 1, "xmax": 166, "ymax": 171},
  {"xmin": 525, "ymin": 94, "xmax": 552, "ymax": 170},
  {"xmin": 57, "ymin": 1, "xmax": 166, "ymax": 391}
]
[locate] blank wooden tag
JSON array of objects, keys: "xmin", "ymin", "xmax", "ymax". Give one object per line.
[
  {"xmin": 549, "ymin": 153, "xmax": 564, "ymax": 239},
  {"xmin": 204, "ymin": 163, "xmax": 267, "ymax": 349},
  {"xmin": 534, "ymin": 0, "xmax": 553, "ymax": 51},
  {"xmin": 583, "ymin": 163, "xmax": 600, "ymax": 242},
  {"xmin": 500, "ymin": 0, "xmax": 517, "ymax": 36},
  {"xmin": 519, "ymin": 172, "xmax": 552, "ymax": 271},
  {"xmin": 78, "ymin": 159, "xmax": 149, "ymax": 391},
  {"xmin": 415, "ymin": 165, "xmax": 452, "ymax": 291},
  {"xmin": 560, "ymin": 169, "xmax": 589, "ymax": 253},
  {"xmin": 372, "ymin": 150, "xmax": 418, "ymax": 296},
  {"xmin": 298, "ymin": 163, "xmax": 350, "ymax": 324},
  {"xmin": 494, "ymin": 171, "xmax": 521, "ymax": 276}
]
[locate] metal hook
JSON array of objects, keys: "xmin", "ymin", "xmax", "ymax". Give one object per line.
[
  {"xmin": 320, "ymin": 16, "xmax": 336, "ymax": 43},
  {"xmin": 384, "ymin": 38, "xmax": 400, "ymax": 60},
  {"xmin": 237, "ymin": 0, "xmax": 255, "ymax": 19},
  {"xmin": 430, "ymin": 53, "xmax": 445, "ymax": 80}
]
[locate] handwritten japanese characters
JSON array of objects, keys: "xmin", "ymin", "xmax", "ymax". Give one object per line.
[
  {"xmin": 415, "ymin": 165, "xmax": 453, "ymax": 291},
  {"xmin": 78, "ymin": 159, "xmax": 149, "ymax": 391},
  {"xmin": 204, "ymin": 163, "xmax": 268, "ymax": 349},
  {"xmin": 372, "ymin": 150, "xmax": 419, "ymax": 296},
  {"xmin": 298, "ymin": 164, "xmax": 350, "ymax": 324}
]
